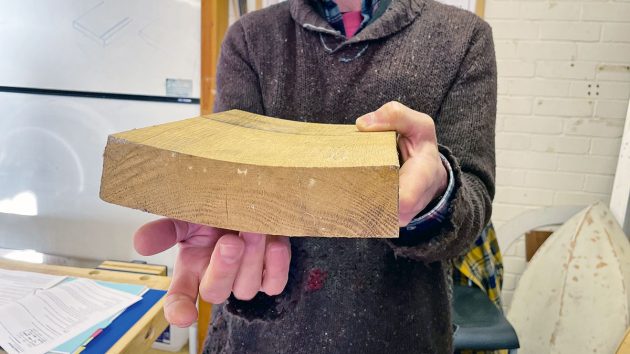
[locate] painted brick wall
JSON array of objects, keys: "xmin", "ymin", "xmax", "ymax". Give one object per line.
[{"xmin": 485, "ymin": 0, "xmax": 630, "ymax": 308}]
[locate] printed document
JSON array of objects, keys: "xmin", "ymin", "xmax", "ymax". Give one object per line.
[
  {"xmin": 0, "ymin": 278, "xmax": 141, "ymax": 354},
  {"xmin": 0, "ymin": 269, "xmax": 65, "ymax": 306}
]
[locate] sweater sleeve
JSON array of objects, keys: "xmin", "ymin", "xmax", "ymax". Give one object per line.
[
  {"xmin": 385, "ymin": 20, "xmax": 497, "ymax": 263},
  {"xmin": 213, "ymin": 20, "xmax": 265, "ymax": 114}
]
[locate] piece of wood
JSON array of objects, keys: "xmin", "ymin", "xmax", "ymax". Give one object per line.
[
  {"xmin": 0, "ymin": 259, "xmax": 170, "ymax": 354},
  {"xmin": 200, "ymin": 0, "xmax": 228, "ymax": 114},
  {"xmin": 617, "ymin": 328, "xmax": 630, "ymax": 354},
  {"xmin": 0, "ymin": 259, "xmax": 170, "ymax": 289},
  {"xmin": 200, "ymin": 1, "xmax": 229, "ymax": 347},
  {"xmin": 475, "ymin": 0, "xmax": 486, "ymax": 18},
  {"xmin": 100, "ymin": 110, "xmax": 399, "ymax": 238},
  {"xmin": 109, "ymin": 296, "xmax": 169, "ymax": 354},
  {"xmin": 197, "ymin": 300, "xmax": 211, "ymax": 354},
  {"xmin": 97, "ymin": 260, "xmax": 167, "ymax": 276},
  {"xmin": 146, "ymin": 344, "xmax": 189, "ymax": 354},
  {"xmin": 524, "ymin": 230, "xmax": 553, "ymax": 261}
]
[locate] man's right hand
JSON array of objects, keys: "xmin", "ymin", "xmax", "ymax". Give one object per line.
[{"xmin": 134, "ymin": 219, "xmax": 291, "ymax": 327}]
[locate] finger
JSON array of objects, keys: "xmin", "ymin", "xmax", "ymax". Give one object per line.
[
  {"xmin": 356, "ymin": 101, "xmax": 430, "ymax": 138},
  {"xmin": 398, "ymin": 157, "xmax": 433, "ymax": 226},
  {"xmin": 199, "ymin": 233, "xmax": 245, "ymax": 304},
  {"xmin": 180, "ymin": 223, "xmax": 228, "ymax": 248},
  {"xmin": 165, "ymin": 244, "xmax": 216, "ymax": 327},
  {"xmin": 134, "ymin": 218, "xmax": 179, "ymax": 256},
  {"xmin": 232, "ymin": 232, "xmax": 266, "ymax": 300},
  {"xmin": 261, "ymin": 236, "xmax": 291, "ymax": 296}
]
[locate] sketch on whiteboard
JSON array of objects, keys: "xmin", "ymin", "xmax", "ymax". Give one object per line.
[
  {"xmin": 0, "ymin": 0, "xmax": 200, "ymax": 98},
  {"xmin": 73, "ymin": 1, "xmax": 132, "ymax": 46}
]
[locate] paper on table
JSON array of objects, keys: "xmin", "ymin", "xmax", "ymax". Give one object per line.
[
  {"xmin": 0, "ymin": 278, "xmax": 141, "ymax": 354},
  {"xmin": 48, "ymin": 280, "xmax": 147, "ymax": 354},
  {"xmin": 0, "ymin": 269, "xmax": 66, "ymax": 306}
]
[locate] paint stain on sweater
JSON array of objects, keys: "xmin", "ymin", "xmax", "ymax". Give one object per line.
[{"xmin": 305, "ymin": 268, "xmax": 328, "ymax": 292}]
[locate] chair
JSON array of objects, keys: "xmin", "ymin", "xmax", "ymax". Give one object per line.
[
  {"xmin": 452, "ymin": 284, "xmax": 519, "ymax": 353},
  {"xmin": 451, "ymin": 205, "xmax": 585, "ymax": 353}
]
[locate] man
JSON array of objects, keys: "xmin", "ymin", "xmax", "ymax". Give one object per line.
[{"xmin": 134, "ymin": 0, "xmax": 497, "ymax": 352}]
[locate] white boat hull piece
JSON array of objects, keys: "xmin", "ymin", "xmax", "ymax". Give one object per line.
[{"xmin": 508, "ymin": 202, "xmax": 630, "ymax": 354}]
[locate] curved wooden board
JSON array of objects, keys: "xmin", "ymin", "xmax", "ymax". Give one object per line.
[{"xmin": 100, "ymin": 110, "xmax": 399, "ymax": 237}]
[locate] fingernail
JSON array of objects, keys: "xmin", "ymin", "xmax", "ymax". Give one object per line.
[
  {"xmin": 219, "ymin": 243, "xmax": 242, "ymax": 264},
  {"xmin": 164, "ymin": 295, "xmax": 193, "ymax": 325},
  {"xmin": 356, "ymin": 113, "xmax": 374, "ymax": 128}
]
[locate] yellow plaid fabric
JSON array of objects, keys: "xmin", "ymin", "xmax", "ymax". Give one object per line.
[
  {"xmin": 452, "ymin": 223, "xmax": 505, "ymax": 354},
  {"xmin": 452, "ymin": 223, "xmax": 503, "ymax": 308}
]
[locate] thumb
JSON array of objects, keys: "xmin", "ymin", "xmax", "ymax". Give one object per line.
[{"xmin": 356, "ymin": 101, "xmax": 423, "ymax": 137}]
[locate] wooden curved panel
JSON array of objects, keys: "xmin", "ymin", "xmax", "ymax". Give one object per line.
[{"xmin": 100, "ymin": 110, "xmax": 399, "ymax": 237}]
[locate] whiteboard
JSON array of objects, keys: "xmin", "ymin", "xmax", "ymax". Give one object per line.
[
  {"xmin": 0, "ymin": 92, "xmax": 199, "ymax": 265},
  {"xmin": 0, "ymin": 0, "xmax": 200, "ymax": 98}
]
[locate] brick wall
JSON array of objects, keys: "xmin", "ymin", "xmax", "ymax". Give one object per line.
[{"xmin": 485, "ymin": 0, "xmax": 630, "ymax": 308}]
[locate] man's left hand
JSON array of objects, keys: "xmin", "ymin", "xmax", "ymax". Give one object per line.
[{"xmin": 356, "ymin": 101, "xmax": 448, "ymax": 227}]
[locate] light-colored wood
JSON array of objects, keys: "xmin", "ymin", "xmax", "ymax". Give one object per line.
[
  {"xmin": 617, "ymin": 327, "xmax": 630, "ymax": 354},
  {"xmin": 98, "ymin": 261, "xmax": 168, "ymax": 276},
  {"xmin": 146, "ymin": 344, "xmax": 189, "ymax": 354},
  {"xmin": 93, "ymin": 260, "xmax": 170, "ymax": 353},
  {"xmin": 108, "ymin": 296, "xmax": 168, "ymax": 354},
  {"xmin": 100, "ymin": 110, "xmax": 400, "ymax": 238},
  {"xmin": 198, "ymin": 299, "xmax": 212, "ymax": 353},
  {"xmin": 200, "ymin": 1, "xmax": 229, "ymax": 349},
  {"xmin": 0, "ymin": 259, "xmax": 170, "ymax": 354},
  {"xmin": 475, "ymin": 0, "xmax": 486, "ymax": 18},
  {"xmin": 201, "ymin": 0, "xmax": 229, "ymax": 114},
  {"xmin": 0, "ymin": 259, "xmax": 169, "ymax": 289},
  {"xmin": 508, "ymin": 202, "xmax": 630, "ymax": 354}
]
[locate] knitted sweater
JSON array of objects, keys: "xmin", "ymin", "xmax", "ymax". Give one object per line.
[{"xmin": 205, "ymin": 0, "xmax": 497, "ymax": 353}]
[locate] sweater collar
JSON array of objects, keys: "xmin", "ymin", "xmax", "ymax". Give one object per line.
[{"xmin": 290, "ymin": 0, "xmax": 425, "ymax": 43}]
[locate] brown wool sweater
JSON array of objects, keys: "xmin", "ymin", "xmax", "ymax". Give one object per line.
[{"xmin": 204, "ymin": 0, "xmax": 497, "ymax": 353}]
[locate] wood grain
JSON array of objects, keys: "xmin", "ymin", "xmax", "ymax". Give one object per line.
[{"xmin": 100, "ymin": 110, "xmax": 400, "ymax": 237}]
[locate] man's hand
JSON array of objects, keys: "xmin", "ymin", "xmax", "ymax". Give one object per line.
[
  {"xmin": 134, "ymin": 220, "xmax": 291, "ymax": 327},
  {"xmin": 356, "ymin": 101, "xmax": 448, "ymax": 227}
]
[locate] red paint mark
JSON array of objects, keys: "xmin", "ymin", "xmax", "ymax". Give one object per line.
[{"xmin": 305, "ymin": 268, "xmax": 328, "ymax": 292}]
